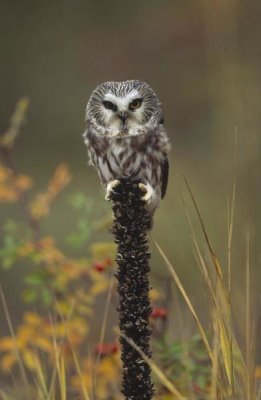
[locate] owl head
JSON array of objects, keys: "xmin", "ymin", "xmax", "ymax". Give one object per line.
[{"xmin": 85, "ymin": 80, "xmax": 164, "ymax": 136}]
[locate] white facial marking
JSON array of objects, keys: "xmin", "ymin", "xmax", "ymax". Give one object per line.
[
  {"xmin": 101, "ymin": 89, "xmax": 146, "ymax": 136},
  {"xmin": 104, "ymin": 89, "xmax": 140, "ymax": 111}
]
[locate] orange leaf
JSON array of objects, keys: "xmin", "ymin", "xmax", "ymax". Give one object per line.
[
  {"xmin": 18, "ymin": 242, "xmax": 35, "ymax": 257},
  {"xmin": 48, "ymin": 163, "xmax": 72, "ymax": 197},
  {"xmin": 29, "ymin": 164, "xmax": 71, "ymax": 220},
  {"xmin": 0, "ymin": 337, "xmax": 16, "ymax": 352},
  {"xmin": 255, "ymin": 365, "xmax": 261, "ymax": 380},
  {"xmin": 14, "ymin": 174, "xmax": 33, "ymax": 191},
  {"xmin": 0, "ymin": 186, "xmax": 18, "ymax": 202},
  {"xmin": 0, "ymin": 165, "xmax": 10, "ymax": 182},
  {"xmin": 1, "ymin": 353, "xmax": 17, "ymax": 372},
  {"xmin": 30, "ymin": 192, "xmax": 51, "ymax": 219}
]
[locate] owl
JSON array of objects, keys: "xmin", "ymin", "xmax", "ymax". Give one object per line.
[{"xmin": 83, "ymin": 80, "xmax": 170, "ymax": 215}]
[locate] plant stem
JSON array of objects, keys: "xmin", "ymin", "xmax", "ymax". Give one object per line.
[{"xmin": 111, "ymin": 180, "xmax": 154, "ymax": 400}]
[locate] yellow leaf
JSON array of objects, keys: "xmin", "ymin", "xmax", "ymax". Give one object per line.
[
  {"xmin": 34, "ymin": 337, "xmax": 53, "ymax": 353},
  {"xmin": 90, "ymin": 279, "xmax": 109, "ymax": 296},
  {"xmin": 23, "ymin": 312, "xmax": 42, "ymax": 326},
  {"xmin": 158, "ymin": 395, "xmax": 177, "ymax": 400},
  {"xmin": 150, "ymin": 288, "xmax": 163, "ymax": 301},
  {"xmin": 90, "ymin": 242, "xmax": 116, "ymax": 260},
  {"xmin": 17, "ymin": 325, "xmax": 37, "ymax": 345},
  {"xmin": 98, "ymin": 355, "xmax": 120, "ymax": 380},
  {"xmin": 55, "ymin": 300, "xmax": 72, "ymax": 316},
  {"xmin": 76, "ymin": 304, "xmax": 93, "ymax": 316},
  {"xmin": 71, "ymin": 371, "xmax": 92, "ymax": 392},
  {"xmin": 22, "ymin": 349, "xmax": 38, "ymax": 370},
  {"xmin": 46, "ymin": 322, "xmax": 67, "ymax": 337},
  {"xmin": 69, "ymin": 318, "xmax": 89, "ymax": 337},
  {"xmin": 55, "ymin": 272, "xmax": 70, "ymax": 288}
]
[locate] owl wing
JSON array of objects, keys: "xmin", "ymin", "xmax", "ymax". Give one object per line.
[{"xmin": 161, "ymin": 156, "xmax": 169, "ymax": 199}]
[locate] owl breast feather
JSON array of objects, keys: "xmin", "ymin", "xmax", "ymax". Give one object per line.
[{"xmin": 86, "ymin": 127, "xmax": 169, "ymax": 204}]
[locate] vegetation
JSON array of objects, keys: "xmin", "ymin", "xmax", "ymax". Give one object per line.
[{"xmin": 0, "ymin": 102, "xmax": 260, "ymax": 399}]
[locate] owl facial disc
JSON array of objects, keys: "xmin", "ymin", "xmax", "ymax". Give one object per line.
[{"xmin": 85, "ymin": 80, "xmax": 164, "ymax": 137}]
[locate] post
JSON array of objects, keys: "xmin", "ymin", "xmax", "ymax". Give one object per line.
[{"xmin": 110, "ymin": 180, "xmax": 154, "ymax": 400}]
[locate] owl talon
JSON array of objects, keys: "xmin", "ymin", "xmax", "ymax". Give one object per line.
[
  {"xmin": 138, "ymin": 183, "xmax": 154, "ymax": 203},
  {"xmin": 105, "ymin": 180, "xmax": 120, "ymax": 200}
]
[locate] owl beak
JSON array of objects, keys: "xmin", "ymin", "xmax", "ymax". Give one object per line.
[{"xmin": 118, "ymin": 112, "xmax": 128, "ymax": 124}]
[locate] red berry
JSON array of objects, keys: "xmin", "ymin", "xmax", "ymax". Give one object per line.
[
  {"xmin": 95, "ymin": 342, "xmax": 119, "ymax": 356},
  {"xmin": 93, "ymin": 262, "xmax": 105, "ymax": 272},
  {"xmin": 151, "ymin": 307, "xmax": 168, "ymax": 319}
]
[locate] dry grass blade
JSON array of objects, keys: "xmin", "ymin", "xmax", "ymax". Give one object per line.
[
  {"xmin": 245, "ymin": 231, "xmax": 253, "ymax": 400},
  {"xmin": 119, "ymin": 331, "xmax": 186, "ymax": 400},
  {"xmin": 70, "ymin": 346, "xmax": 91, "ymax": 400},
  {"xmin": 93, "ymin": 274, "xmax": 114, "ymax": 389},
  {"xmin": 54, "ymin": 339, "xmax": 66, "ymax": 400},
  {"xmin": 182, "ymin": 178, "xmax": 237, "ymax": 390},
  {"xmin": 46, "ymin": 365, "xmax": 57, "ymax": 400},
  {"xmin": 183, "ymin": 177, "xmax": 223, "ymax": 281},
  {"xmin": 180, "ymin": 189, "xmax": 216, "ymax": 302},
  {"xmin": 31, "ymin": 352, "xmax": 49, "ymax": 399},
  {"xmin": 210, "ymin": 318, "xmax": 219, "ymax": 399},
  {"xmin": 0, "ymin": 389, "xmax": 12, "ymax": 400},
  {"xmin": 51, "ymin": 329, "xmax": 66, "ymax": 400},
  {"xmin": 154, "ymin": 241, "xmax": 213, "ymax": 364},
  {"xmin": 54, "ymin": 302, "xmax": 90, "ymax": 400},
  {"xmin": 217, "ymin": 312, "xmax": 233, "ymax": 388},
  {"xmin": 227, "ymin": 129, "xmax": 238, "ymax": 295},
  {"xmin": 193, "ymin": 230, "xmax": 234, "ymax": 389},
  {"xmin": 226, "ymin": 130, "xmax": 238, "ymax": 393},
  {"xmin": 0, "ymin": 285, "xmax": 30, "ymax": 392},
  {"xmin": 181, "ymin": 190, "xmax": 235, "ymax": 390},
  {"xmin": 257, "ymin": 382, "xmax": 261, "ymax": 400}
]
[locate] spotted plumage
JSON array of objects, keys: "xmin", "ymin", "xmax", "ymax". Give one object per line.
[{"xmin": 83, "ymin": 80, "xmax": 170, "ymax": 215}]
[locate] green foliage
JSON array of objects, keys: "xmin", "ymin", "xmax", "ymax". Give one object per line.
[
  {"xmin": 66, "ymin": 192, "xmax": 93, "ymax": 248},
  {"xmin": 156, "ymin": 334, "xmax": 211, "ymax": 393},
  {"xmin": 0, "ymin": 220, "xmax": 29, "ymax": 269}
]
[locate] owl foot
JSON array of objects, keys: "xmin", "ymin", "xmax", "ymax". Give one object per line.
[
  {"xmin": 138, "ymin": 183, "xmax": 155, "ymax": 204},
  {"xmin": 105, "ymin": 180, "xmax": 120, "ymax": 200}
]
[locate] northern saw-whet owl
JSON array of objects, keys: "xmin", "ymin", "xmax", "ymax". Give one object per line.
[{"xmin": 83, "ymin": 80, "xmax": 170, "ymax": 216}]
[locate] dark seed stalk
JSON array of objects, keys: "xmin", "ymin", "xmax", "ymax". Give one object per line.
[{"xmin": 110, "ymin": 180, "xmax": 154, "ymax": 400}]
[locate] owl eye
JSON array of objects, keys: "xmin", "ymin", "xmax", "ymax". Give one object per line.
[
  {"xmin": 103, "ymin": 101, "xmax": 117, "ymax": 112},
  {"xmin": 129, "ymin": 98, "xmax": 142, "ymax": 111}
]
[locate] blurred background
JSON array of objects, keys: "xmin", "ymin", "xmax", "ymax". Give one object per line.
[{"xmin": 0, "ymin": 0, "xmax": 260, "ymax": 357}]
